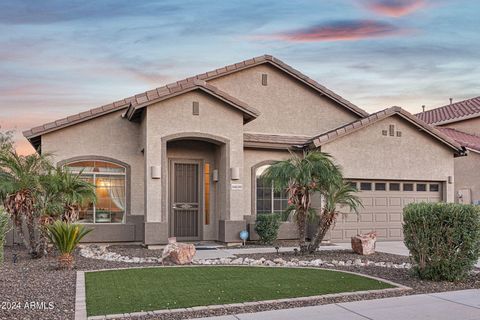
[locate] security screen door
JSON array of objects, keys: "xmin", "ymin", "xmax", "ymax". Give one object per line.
[{"xmin": 170, "ymin": 161, "xmax": 201, "ymax": 240}]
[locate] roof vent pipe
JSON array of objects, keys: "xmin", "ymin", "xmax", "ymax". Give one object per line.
[
  {"xmin": 422, "ymin": 105, "xmax": 425, "ymax": 113},
  {"xmin": 450, "ymin": 98, "xmax": 453, "ymax": 105}
]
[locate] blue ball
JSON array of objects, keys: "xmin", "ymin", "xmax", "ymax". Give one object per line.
[{"xmin": 239, "ymin": 230, "xmax": 249, "ymax": 240}]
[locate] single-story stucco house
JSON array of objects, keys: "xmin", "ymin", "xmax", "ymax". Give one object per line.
[
  {"xmin": 22, "ymin": 55, "xmax": 466, "ymax": 245},
  {"xmin": 416, "ymin": 96, "xmax": 480, "ymax": 205}
]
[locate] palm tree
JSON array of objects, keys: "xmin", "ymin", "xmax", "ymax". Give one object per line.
[
  {"xmin": 0, "ymin": 151, "xmax": 52, "ymax": 257},
  {"xmin": 262, "ymin": 151, "xmax": 343, "ymax": 253},
  {"xmin": 56, "ymin": 168, "xmax": 96, "ymax": 223},
  {"xmin": 307, "ymin": 181, "xmax": 362, "ymax": 253}
]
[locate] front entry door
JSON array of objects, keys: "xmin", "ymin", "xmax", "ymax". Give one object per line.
[{"xmin": 170, "ymin": 161, "xmax": 201, "ymax": 240}]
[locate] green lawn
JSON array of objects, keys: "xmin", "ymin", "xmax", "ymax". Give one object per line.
[{"xmin": 85, "ymin": 266, "xmax": 394, "ymax": 316}]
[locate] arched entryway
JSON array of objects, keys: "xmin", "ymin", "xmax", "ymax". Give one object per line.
[{"xmin": 161, "ymin": 133, "xmax": 230, "ymax": 241}]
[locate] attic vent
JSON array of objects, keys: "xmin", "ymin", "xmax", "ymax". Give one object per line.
[
  {"xmin": 192, "ymin": 101, "xmax": 199, "ymax": 115},
  {"xmin": 396, "ymin": 131, "xmax": 402, "ymax": 137},
  {"xmin": 389, "ymin": 124, "xmax": 395, "ymax": 136},
  {"xmin": 261, "ymin": 74, "xmax": 268, "ymax": 86},
  {"xmin": 382, "ymin": 130, "xmax": 388, "ymax": 136}
]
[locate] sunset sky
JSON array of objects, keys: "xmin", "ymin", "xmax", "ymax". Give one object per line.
[{"xmin": 1, "ymin": 0, "xmax": 479, "ymax": 154}]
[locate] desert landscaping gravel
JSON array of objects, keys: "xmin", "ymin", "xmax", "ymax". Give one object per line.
[{"xmin": 1, "ymin": 245, "xmax": 479, "ymax": 320}]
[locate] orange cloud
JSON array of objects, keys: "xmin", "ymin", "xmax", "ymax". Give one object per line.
[
  {"xmin": 261, "ymin": 20, "xmax": 403, "ymax": 42},
  {"xmin": 365, "ymin": 0, "xmax": 425, "ymax": 17}
]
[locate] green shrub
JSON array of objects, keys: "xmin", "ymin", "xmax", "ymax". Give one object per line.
[
  {"xmin": 46, "ymin": 221, "xmax": 92, "ymax": 269},
  {"xmin": 0, "ymin": 208, "xmax": 11, "ymax": 264},
  {"xmin": 403, "ymin": 203, "xmax": 480, "ymax": 281},
  {"xmin": 254, "ymin": 214, "xmax": 281, "ymax": 244}
]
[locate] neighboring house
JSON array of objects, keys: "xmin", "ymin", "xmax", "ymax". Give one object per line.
[
  {"xmin": 23, "ymin": 55, "xmax": 464, "ymax": 245},
  {"xmin": 416, "ymin": 97, "xmax": 480, "ymax": 205}
]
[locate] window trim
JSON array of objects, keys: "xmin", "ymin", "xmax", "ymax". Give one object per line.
[
  {"xmin": 58, "ymin": 156, "xmax": 131, "ymax": 223},
  {"xmin": 252, "ymin": 160, "xmax": 289, "ymax": 216}
]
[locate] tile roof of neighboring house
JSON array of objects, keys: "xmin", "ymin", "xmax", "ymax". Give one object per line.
[
  {"xmin": 244, "ymin": 132, "xmax": 311, "ymax": 149},
  {"xmin": 436, "ymin": 127, "xmax": 480, "ymax": 153},
  {"xmin": 23, "ymin": 54, "xmax": 368, "ymax": 146},
  {"xmin": 309, "ymin": 106, "xmax": 465, "ymax": 155},
  {"xmin": 415, "ymin": 96, "xmax": 480, "ymax": 125}
]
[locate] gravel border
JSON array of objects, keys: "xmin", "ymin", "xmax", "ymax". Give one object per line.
[
  {"xmin": 1, "ymin": 246, "xmax": 479, "ymax": 320},
  {"xmin": 78, "ymin": 265, "xmax": 410, "ymax": 320}
]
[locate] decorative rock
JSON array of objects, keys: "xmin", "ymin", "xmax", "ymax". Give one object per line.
[
  {"xmin": 162, "ymin": 241, "xmax": 196, "ymax": 265},
  {"xmin": 351, "ymin": 231, "xmax": 377, "ymax": 255},
  {"xmin": 338, "ymin": 261, "xmax": 345, "ymax": 266},
  {"xmin": 273, "ymin": 258, "xmax": 286, "ymax": 265}
]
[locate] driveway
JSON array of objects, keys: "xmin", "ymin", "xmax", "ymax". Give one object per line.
[{"xmin": 198, "ymin": 289, "xmax": 480, "ymax": 320}]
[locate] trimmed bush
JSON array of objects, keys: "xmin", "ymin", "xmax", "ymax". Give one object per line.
[
  {"xmin": 254, "ymin": 214, "xmax": 281, "ymax": 244},
  {"xmin": 403, "ymin": 203, "xmax": 480, "ymax": 281},
  {"xmin": 0, "ymin": 209, "xmax": 10, "ymax": 264}
]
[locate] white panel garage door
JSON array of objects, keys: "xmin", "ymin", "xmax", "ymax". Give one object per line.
[{"xmin": 330, "ymin": 180, "xmax": 443, "ymax": 242}]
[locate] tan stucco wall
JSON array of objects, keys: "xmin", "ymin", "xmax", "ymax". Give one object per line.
[
  {"xmin": 208, "ymin": 64, "xmax": 360, "ymax": 136},
  {"xmin": 321, "ymin": 115, "xmax": 455, "ymax": 202},
  {"xmin": 143, "ymin": 90, "xmax": 246, "ymax": 227},
  {"xmin": 41, "ymin": 110, "xmax": 145, "ymax": 215},
  {"xmin": 439, "ymin": 117, "xmax": 480, "ymax": 136},
  {"xmin": 454, "ymin": 151, "xmax": 480, "ymax": 204}
]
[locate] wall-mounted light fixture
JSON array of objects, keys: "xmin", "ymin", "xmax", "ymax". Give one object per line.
[
  {"xmin": 448, "ymin": 176, "xmax": 453, "ymax": 184},
  {"xmin": 212, "ymin": 169, "xmax": 219, "ymax": 182},
  {"xmin": 231, "ymin": 167, "xmax": 240, "ymax": 180},
  {"xmin": 151, "ymin": 166, "xmax": 161, "ymax": 179}
]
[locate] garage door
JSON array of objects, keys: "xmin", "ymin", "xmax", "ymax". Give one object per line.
[{"xmin": 330, "ymin": 180, "xmax": 443, "ymax": 242}]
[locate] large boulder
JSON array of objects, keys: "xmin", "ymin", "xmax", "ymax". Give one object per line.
[
  {"xmin": 162, "ymin": 238, "xmax": 196, "ymax": 265},
  {"xmin": 351, "ymin": 232, "xmax": 377, "ymax": 255}
]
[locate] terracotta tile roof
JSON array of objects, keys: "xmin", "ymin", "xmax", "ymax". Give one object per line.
[
  {"xmin": 310, "ymin": 106, "xmax": 465, "ymax": 155},
  {"xmin": 416, "ymin": 96, "xmax": 480, "ymax": 125},
  {"xmin": 244, "ymin": 132, "xmax": 311, "ymax": 149},
  {"xmin": 24, "ymin": 54, "xmax": 367, "ymax": 143},
  {"xmin": 436, "ymin": 127, "xmax": 480, "ymax": 153}
]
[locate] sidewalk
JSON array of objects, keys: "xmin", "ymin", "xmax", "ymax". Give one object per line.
[{"xmin": 197, "ymin": 289, "xmax": 480, "ymax": 320}]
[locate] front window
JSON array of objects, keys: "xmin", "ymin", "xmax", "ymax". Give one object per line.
[
  {"xmin": 255, "ymin": 165, "xmax": 289, "ymax": 214},
  {"xmin": 66, "ymin": 160, "xmax": 126, "ymax": 224}
]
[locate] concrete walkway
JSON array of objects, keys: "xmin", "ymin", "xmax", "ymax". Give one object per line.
[
  {"xmin": 194, "ymin": 241, "xmax": 480, "ymax": 267},
  {"xmin": 197, "ymin": 289, "xmax": 480, "ymax": 320}
]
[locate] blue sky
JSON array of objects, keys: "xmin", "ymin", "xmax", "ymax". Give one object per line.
[{"xmin": 0, "ymin": 0, "xmax": 479, "ymax": 153}]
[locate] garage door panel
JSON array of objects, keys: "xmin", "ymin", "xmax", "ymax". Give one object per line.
[
  {"xmin": 329, "ymin": 180, "xmax": 443, "ymax": 242},
  {"xmin": 374, "ymin": 212, "xmax": 388, "ymax": 222},
  {"xmin": 374, "ymin": 228, "xmax": 388, "ymax": 238},
  {"xmin": 359, "ymin": 213, "xmax": 373, "ymax": 222},
  {"xmin": 361, "ymin": 197, "xmax": 374, "ymax": 207},
  {"xmin": 388, "ymin": 228, "xmax": 403, "ymax": 239},
  {"xmin": 374, "ymin": 197, "xmax": 388, "ymax": 206},
  {"xmin": 389, "ymin": 197, "xmax": 402, "ymax": 206},
  {"xmin": 389, "ymin": 212, "xmax": 402, "ymax": 222}
]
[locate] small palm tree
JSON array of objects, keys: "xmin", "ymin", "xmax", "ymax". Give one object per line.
[
  {"xmin": 0, "ymin": 151, "xmax": 52, "ymax": 257},
  {"xmin": 308, "ymin": 181, "xmax": 362, "ymax": 253},
  {"xmin": 262, "ymin": 151, "xmax": 343, "ymax": 253},
  {"xmin": 56, "ymin": 168, "xmax": 96, "ymax": 223},
  {"xmin": 45, "ymin": 221, "xmax": 92, "ymax": 269}
]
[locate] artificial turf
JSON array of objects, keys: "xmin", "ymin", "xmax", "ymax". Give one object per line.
[{"xmin": 85, "ymin": 266, "xmax": 394, "ymax": 316}]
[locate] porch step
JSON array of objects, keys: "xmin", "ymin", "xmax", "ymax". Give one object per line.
[{"xmin": 194, "ymin": 242, "xmax": 225, "ymax": 250}]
